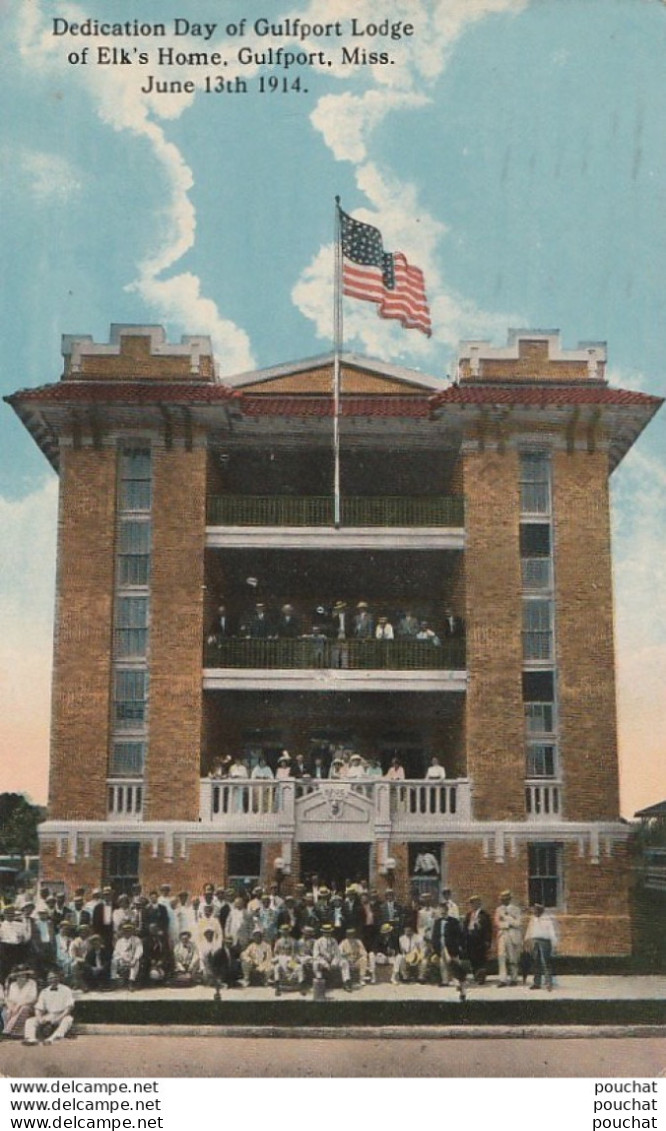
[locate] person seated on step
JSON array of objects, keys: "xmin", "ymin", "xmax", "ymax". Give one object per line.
[
  {"xmin": 240, "ymin": 928, "xmax": 273, "ymax": 987},
  {"xmin": 23, "ymin": 970, "xmax": 74, "ymax": 1046},
  {"xmin": 393, "ymin": 926, "xmax": 428, "ymax": 985},
  {"xmin": 295, "ymin": 925, "xmax": 317, "ymax": 986},
  {"xmin": 339, "ymin": 927, "xmax": 373, "ymax": 986},
  {"xmin": 272, "ymin": 924, "xmax": 306, "ymax": 996},
  {"xmin": 110, "ymin": 922, "xmax": 143, "ymax": 991},
  {"xmin": 82, "ymin": 933, "xmax": 111, "ymax": 992},
  {"xmin": 312, "ymin": 923, "xmax": 352, "ymax": 992},
  {"xmin": 171, "ymin": 930, "xmax": 201, "ymax": 986}
]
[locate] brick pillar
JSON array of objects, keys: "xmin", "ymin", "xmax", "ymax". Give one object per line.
[
  {"xmin": 49, "ymin": 447, "xmax": 117, "ymax": 821},
  {"xmin": 145, "ymin": 444, "xmax": 207, "ymax": 822},
  {"xmin": 553, "ymin": 451, "xmax": 620, "ymax": 820},
  {"xmin": 462, "ymin": 448, "xmax": 524, "ymax": 819}
]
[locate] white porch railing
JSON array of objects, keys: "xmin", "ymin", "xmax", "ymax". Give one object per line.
[
  {"xmin": 199, "ymin": 777, "xmax": 472, "ymax": 835},
  {"xmin": 525, "ymin": 779, "xmax": 562, "ymax": 819},
  {"xmin": 107, "ymin": 779, "xmax": 144, "ymax": 821}
]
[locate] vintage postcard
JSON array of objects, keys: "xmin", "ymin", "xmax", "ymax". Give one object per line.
[{"xmin": 1, "ymin": 0, "xmax": 665, "ymax": 1085}]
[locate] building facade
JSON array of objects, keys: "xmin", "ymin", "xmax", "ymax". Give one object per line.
[{"xmin": 6, "ymin": 324, "xmax": 662, "ymax": 955}]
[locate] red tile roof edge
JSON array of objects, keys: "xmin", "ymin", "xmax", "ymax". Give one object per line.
[{"xmin": 428, "ymin": 385, "xmax": 663, "ymax": 408}]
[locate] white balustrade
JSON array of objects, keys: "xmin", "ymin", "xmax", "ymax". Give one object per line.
[
  {"xmin": 199, "ymin": 777, "xmax": 472, "ymax": 834},
  {"xmin": 107, "ymin": 779, "xmax": 143, "ymax": 821},
  {"xmin": 525, "ymin": 779, "xmax": 562, "ymax": 819}
]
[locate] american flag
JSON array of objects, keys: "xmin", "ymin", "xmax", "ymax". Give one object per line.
[{"xmin": 340, "ymin": 210, "xmax": 432, "ymax": 337}]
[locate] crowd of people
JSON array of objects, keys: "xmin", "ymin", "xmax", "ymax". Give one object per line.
[
  {"xmin": 208, "ymin": 749, "xmax": 449, "ymax": 783},
  {"xmin": 0, "ymin": 878, "xmax": 558, "ymax": 1042},
  {"xmin": 206, "ymin": 600, "xmax": 465, "ymax": 647}
]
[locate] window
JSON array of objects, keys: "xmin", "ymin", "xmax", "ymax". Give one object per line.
[
  {"xmin": 520, "ymin": 524, "xmax": 551, "ymax": 557},
  {"xmin": 528, "ymin": 843, "xmax": 562, "ymax": 907},
  {"xmin": 103, "ymin": 842, "xmax": 140, "ymax": 895},
  {"xmin": 520, "ymin": 453, "xmax": 551, "ymax": 515},
  {"xmin": 109, "ymin": 741, "xmax": 145, "ymax": 777},
  {"xmin": 525, "ymin": 702, "xmax": 555, "ymax": 735},
  {"xmin": 523, "ymin": 599, "xmax": 553, "ymax": 661},
  {"xmin": 118, "ymin": 521, "xmax": 150, "ymax": 585},
  {"xmin": 523, "ymin": 671, "xmax": 555, "ymax": 735},
  {"xmin": 119, "ymin": 448, "xmax": 151, "ymax": 511},
  {"xmin": 227, "ymin": 843, "xmax": 262, "ymax": 892},
  {"xmin": 526, "ymin": 743, "xmax": 556, "ymax": 778},
  {"xmin": 115, "ymin": 597, "xmax": 149, "ymax": 657},
  {"xmin": 114, "ymin": 669, "xmax": 148, "ymax": 727}
]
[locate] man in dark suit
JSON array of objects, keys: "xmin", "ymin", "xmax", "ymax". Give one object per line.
[
  {"xmin": 432, "ymin": 908, "xmax": 469, "ymax": 998},
  {"xmin": 143, "ymin": 891, "xmax": 169, "ymax": 936},
  {"xmin": 463, "ymin": 895, "xmax": 493, "ymax": 984},
  {"xmin": 243, "ymin": 602, "xmax": 272, "ymax": 639},
  {"xmin": 275, "ymin": 603, "xmax": 301, "ymax": 638},
  {"xmin": 206, "ymin": 602, "xmax": 235, "ymax": 644}
]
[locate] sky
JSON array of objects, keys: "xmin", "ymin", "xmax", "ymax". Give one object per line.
[{"xmin": 0, "ymin": 0, "xmax": 664, "ymax": 816}]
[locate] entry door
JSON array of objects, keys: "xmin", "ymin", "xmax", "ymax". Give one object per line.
[{"xmin": 300, "ymin": 842, "xmax": 370, "ymax": 892}]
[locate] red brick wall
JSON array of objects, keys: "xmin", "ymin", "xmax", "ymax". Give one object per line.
[
  {"xmin": 139, "ymin": 840, "xmax": 226, "ymax": 896},
  {"xmin": 144, "ymin": 445, "xmax": 207, "ymax": 822},
  {"xmin": 40, "ymin": 840, "xmax": 104, "ymax": 896},
  {"xmin": 462, "ymin": 449, "xmax": 524, "ymax": 819},
  {"xmin": 49, "ymin": 447, "xmax": 117, "ymax": 821},
  {"xmin": 553, "ymin": 451, "xmax": 620, "ymax": 820}
]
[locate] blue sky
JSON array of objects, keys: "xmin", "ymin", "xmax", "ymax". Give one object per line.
[{"xmin": 1, "ymin": 0, "xmax": 664, "ymax": 812}]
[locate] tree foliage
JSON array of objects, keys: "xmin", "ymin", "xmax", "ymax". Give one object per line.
[{"xmin": 0, "ymin": 793, "xmax": 45, "ymax": 855}]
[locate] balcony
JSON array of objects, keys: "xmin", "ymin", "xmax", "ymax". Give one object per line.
[
  {"xmin": 207, "ymin": 495, "xmax": 464, "ymax": 527},
  {"xmin": 203, "ymin": 638, "xmax": 466, "ymax": 693},
  {"xmin": 198, "ymin": 778, "xmax": 472, "ymax": 839},
  {"xmin": 205, "ymin": 495, "xmax": 465, "ymax": 550},
  {"xmin": 525, "ymin": 779, "xmax": 562, "ymax": 820},
  {"xmin": 107, "ymin": 779, "xmax": 143, "ymax": 821}
]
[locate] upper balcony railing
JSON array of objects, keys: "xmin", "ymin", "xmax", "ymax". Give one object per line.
[
  {"xmin": 207, "ymin": 495, "xmax": 465, "ymax": 528},
  {"xmin": 204, "ymin": 638, "xmax": 466, "ymax": 671},
  {"xmin": 199, "ymin": 777, "xmax": 472, "ymax": 835}
]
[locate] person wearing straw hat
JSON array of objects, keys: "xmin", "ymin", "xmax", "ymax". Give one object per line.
[
  {"xmin": 353, "ymin": 601, "xmax": 375, "ymax": 639},
  {"xmin": 393, "ymin": 926, "xmax": 428, "ymax": 984},
  {"xmin": 494, "ymin": 890, "xmax": 523, "ymax": 986},
  {"xmin": 340, "ymin": 926, "xmax": 373, "ymax": 985},
  {"xmin": 110, "ymin": 922, "xmax": 143, "ymax": 989},
  {"xmin": 240, "ymin": 928, "xmax": 273, "ymax": 987},
  {"xmin": 312, "ymin": 923, "xmax": 352, "ymax": 990}
]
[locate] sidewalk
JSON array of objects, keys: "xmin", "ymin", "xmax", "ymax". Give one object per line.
[{"xmin": 71, "ymin": 975, "xmax": 666, "ymax": 1034}]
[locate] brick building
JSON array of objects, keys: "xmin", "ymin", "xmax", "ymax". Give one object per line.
[{"xmin": 6, "ymin": 324, "xmax": 662, "ymax": 955}]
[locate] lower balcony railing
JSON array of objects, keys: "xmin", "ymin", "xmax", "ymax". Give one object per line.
[
  {"xmin": 207, "ymin": 495, "xmax": 465, "ymax": 527},
  {"xmin": 204, "ymin": 638, "xmax": 465, "ymax": 671},
  {"xmin": 525, "ymin": 779, "xmax": 562, "ymax": 819},
  {"xmin": 199, "ymin": 777, "xmax": 472, "ymax": 834},
  {"xmin": 107, "ymin": 779, "xmax": 144, "ymax": 821}
]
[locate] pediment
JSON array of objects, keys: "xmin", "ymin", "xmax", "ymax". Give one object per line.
[
  {"xmin": 296, "ymin": 784, "xmax": 374, "ymax": 828},
  {"xmin": 229, "ymin": 353, "xmax": 443, "ymax": 396},
  {"xmin": 245, "ymin": 366, "xmax": 429, "ymax": 396}
]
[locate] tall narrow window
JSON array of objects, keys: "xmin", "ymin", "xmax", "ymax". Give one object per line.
[
  {"xmin": 119, "ymin": 448, "xmax": 151, "ymax": 511},
  {"xmin": 520, "ymin": 453, "xmax": 551, "ymax": 515},
  {"xmin": 523, "ymin": 599, "xmax": 553, "ymax": 661},
  {"xmin": 528, "ymin": 843, "xmax": 562, "ymax": 907}
]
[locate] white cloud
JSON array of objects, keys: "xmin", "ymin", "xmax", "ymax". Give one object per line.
[
  {"xmin": 294, "ymin": 0, "xmax": 527, "ymax": 355},
  {"xmin": 134, "ymin": 273, "xmax": 254, "ymax": 375},
  {"xmin": 14, "ymin": 2, "xmax": 255, "ymax": 371},
  {"xmin": 311, "ymin": 89, "xmax": 429, "ymax": 164},
  {"xmin": 293, "ymin": 160, "xmax": 520, "ymax": 358},
  {"xmin": 0, "ymin": 477, "xmax": 58, "ymax": 804},
  {"xmin": 18, "ymin": 148, "xmax": 82, "ymax": 202}
]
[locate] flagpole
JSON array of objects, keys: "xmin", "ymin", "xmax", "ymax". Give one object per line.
[{"xmin": 333, "ymin": 196, "xmax": 343, "ymax": 529}]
